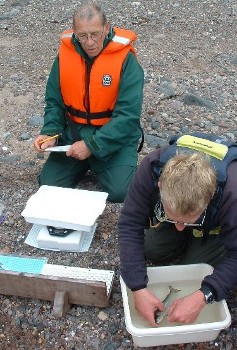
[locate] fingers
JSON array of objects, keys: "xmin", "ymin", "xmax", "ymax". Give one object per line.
[
  {"xmin": 33, "ymin": 135, "xmax": 56, "ymax": 151},
  {"xmin": 148, "ymin": 315, "xmax": 159, "ymax": 327},
  {"xmin": 137, "ymin": 306, "xmax": 160, "ymax": 327},
  {"xmin": 66, "ymin": 145, "xmax": 73, "ymax": 157},
  {"xmin": 66, "ymin": 141, "xmax": 91, "ymax": 160},
  {"xmin": 133, "ymin": 289, "xmax": 164, "ymax": 327},
  {"xmin": 167, "ymin": 295, "xmax": 203, "ymax": 324},
  {"xmin": 40, "ymin": 139, "xmax": 56, "ymax": 150},
  {"xmin": 33, "ymin": 139, "xmax": 44, "ymax": 152}
]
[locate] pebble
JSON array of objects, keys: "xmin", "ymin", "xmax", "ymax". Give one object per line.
[
  {"xmin": 98, "ymin": 311, "xmax": 108, "ymax": 321},
  {"xmin": 28, "ymin": 115, "xmax": 44, "ymax": 127}
]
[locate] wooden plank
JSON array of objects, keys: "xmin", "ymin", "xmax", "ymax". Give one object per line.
[{"xmin": 0, "ymin": 270, "xmax": 109, "ymax": 308}]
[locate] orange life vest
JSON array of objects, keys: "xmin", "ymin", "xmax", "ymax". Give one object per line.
[{"xmin": 59, "ymin": 27, "xmax": 137, "ymax": 126}]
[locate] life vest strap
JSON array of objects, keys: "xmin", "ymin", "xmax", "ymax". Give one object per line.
[{"xmin": 66, "ymin": 105, "xmax": 112, "ymax": 120}]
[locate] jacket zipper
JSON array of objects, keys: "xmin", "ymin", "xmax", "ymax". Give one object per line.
[{"xmin": 84, "ymin": 61, "xmax": 93, "ymax": 124}]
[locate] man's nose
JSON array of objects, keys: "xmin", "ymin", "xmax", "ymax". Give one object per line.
[{"xmin": 86, "ymin": 35, "xmax": 94, "ymax": 44}]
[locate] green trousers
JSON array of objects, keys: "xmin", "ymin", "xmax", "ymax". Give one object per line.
[
  {"xmin": 39, "ymin": 151, "xmax": 136, "ymax": 203},
  {"xmin": 144, "ymin": 222, "xmax": 226, "ymax": 267}
]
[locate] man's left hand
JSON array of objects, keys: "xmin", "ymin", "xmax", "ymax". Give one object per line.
[
  {"xmin": 66, "ymin": 140, "xmax": 92, "ymax": 160},
  {"xmin": 167, "ymin": 290, "xmax": 206, "ymax": 324}
]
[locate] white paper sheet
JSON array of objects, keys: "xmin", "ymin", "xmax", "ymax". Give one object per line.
[
  {"xmin": 44, "ymin": 145, "xmax": 71, "ymax": 152},
  {"xmin": 21, "ymin": 186, "xmax": 108, "ymax": 231}
]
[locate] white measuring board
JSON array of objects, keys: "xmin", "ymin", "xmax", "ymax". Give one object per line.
[{"xmin": 41, "ymin": 264, "xmax": 115, "ymax": 296}]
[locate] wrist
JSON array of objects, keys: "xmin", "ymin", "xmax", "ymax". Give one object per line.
[
  {"xmin": 199, "ymin": 285, "xmax": 216, "ymax": 304},
  {"xmin": 131, "ymin": 285, "xmax": 147, "ymax": 292}
]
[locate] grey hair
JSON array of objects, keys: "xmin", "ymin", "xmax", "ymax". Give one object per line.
[{"xmin": 73, "ymin": 2, "xmax": 107, "ymax": 26}]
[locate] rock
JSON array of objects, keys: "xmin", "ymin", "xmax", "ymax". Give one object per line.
[
  {"xmin": 19, "ymin": 132, "xmax": 31, "ymax": 141},
  {"xmin": 98, "ymin": 311, "xmax": 108, "ymax": 321},
  {"xmin": 28, "ymin": 115, "xmax": 44, "ymax": 127},
  {"xmin": 183, "ymin": 93, "xmax": 216, "ymax": 110}
]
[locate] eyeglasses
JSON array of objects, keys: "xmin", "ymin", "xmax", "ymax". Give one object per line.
[
  {"xmin": 75, "ymin": 28, "xmax": 104, "ymax": 43},
  {"xmin": 154, "ymin": 202, "xmax": 207, "ymax": 227}
]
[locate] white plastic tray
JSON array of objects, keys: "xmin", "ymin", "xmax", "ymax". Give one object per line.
[{"xmin": 120, "ymin": 264, "xmax": 231, "ymax": 347}]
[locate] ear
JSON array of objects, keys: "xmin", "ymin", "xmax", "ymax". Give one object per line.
[{"xmin": 104, "ymin": 21, "xmax": 110, "ymax": 35}]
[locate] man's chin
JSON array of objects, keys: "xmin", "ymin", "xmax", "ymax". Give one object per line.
[{"xmin": 86, "ymin": 48, "xmax": 100, "ymax": 57}]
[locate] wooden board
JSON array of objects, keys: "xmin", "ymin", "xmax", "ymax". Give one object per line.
[{"xmin": 0, "ymin": 270, "xmax": 109, "ymax": 310}]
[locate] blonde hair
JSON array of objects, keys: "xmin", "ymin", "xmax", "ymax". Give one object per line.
[{"xmin": 159, "ymin": 152, "xmax": 217, "ymax": 215}]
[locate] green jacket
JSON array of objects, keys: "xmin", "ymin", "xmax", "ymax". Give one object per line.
[{"xmin": 41, "ymin": 27, "xmax": 144, "ymax": 169}]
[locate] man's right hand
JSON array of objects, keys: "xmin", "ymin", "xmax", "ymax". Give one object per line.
[
  {"xmin": 33, "ymin": 135, "xmax": 57, "ymax": 152},
  {"xmin": 133, "ymin": 288, "xmax": 164, "ymax": 327}
]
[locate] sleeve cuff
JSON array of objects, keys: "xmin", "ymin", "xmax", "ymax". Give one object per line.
[
  {"xmin": 86, "ymin": 136, "xmax": 101, "ymax": 152},
  {"xmin": 131, "ymin": 285, "xmax": 147, "ymax": 292},
  {"xmin": 201, "ymin": 282, "xmax": 217, "ymax": 300}
]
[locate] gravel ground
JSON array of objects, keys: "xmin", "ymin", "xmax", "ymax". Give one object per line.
[{"xmin": 0, "ymin": 0, "xmax": 237, "ymax": 349}]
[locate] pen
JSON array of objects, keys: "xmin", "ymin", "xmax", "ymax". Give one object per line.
[{"xmin": 38, "ymin": 134, "xmax": 61, "ymax": 145}]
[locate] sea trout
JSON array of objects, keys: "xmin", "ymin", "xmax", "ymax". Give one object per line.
[{"xmin": 155, "ymin": 285, "xmax": 181, "ymax": 324}]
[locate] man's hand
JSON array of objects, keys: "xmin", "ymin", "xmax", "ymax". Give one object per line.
[
  {"xmin": 133, "ymin": 288, "xmax": 164, "ymax": 327},
  {"xmin": 167, "ymin": 290, "xmax": 206, "ymax": 324},
  {"xmin": 66, "ymin": 140, "xmax": 92, "ymax": 160},
  {"xmin": 33, "ymin": 135, "xmax": 57, "ymax": 152}
]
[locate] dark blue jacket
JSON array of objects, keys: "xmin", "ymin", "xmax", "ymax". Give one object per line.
[{"xmin": 118, "ymin": 136, "xmax": 237, "ymax": 301}]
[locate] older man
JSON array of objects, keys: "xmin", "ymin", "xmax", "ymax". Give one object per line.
[{"xmin": 34, "ymin": 1, "xmax": 144, "ymax": 203}]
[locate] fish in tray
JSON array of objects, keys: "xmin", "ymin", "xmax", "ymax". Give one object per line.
[{"xmin": 155, "ymin": 285, "xmax": 181, "ymax": 324}]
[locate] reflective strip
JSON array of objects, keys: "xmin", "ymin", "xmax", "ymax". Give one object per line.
[
  {"xmin": 177, "ymin": 135, "xmax": 228, "ymax": 160},
  {"xmin": 61, "ymin": 32, "xmax": 73, "ymax": 39},
  {"xmin": 192, "ymin": 226, "xmax": 221, "ymax": 238},
  {"xmin": 112, "ymin": 35, "xmax": 130, "ymax": 45},
  {"xmin": 193, "ymin": 230, "xmax": 202, "ymax": 238}
]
